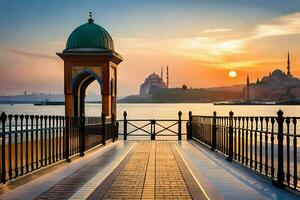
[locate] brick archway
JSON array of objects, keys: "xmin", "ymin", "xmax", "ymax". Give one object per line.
[{"xmin": 57, "ymin": 52, "xmax": 122, "ymax": 120}]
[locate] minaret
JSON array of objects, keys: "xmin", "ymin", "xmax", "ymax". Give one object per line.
[
  {"xmin": 287, "ymin": 51, "xmax": 291, "ymax": 75},
  {"xmin": 246, "ymin": 75, "xmax": 250, "ymax": 101},
  {"xmin": 167, "ymin": 65, "xmax": 169, "ymax": 88},
  {"xmin": 161, "ymin": 66, "xmax": 163, "ymax": 80}
]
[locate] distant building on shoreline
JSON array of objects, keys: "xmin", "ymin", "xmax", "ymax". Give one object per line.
[
  {"xmin": 246, "ymin": 52, "xmax": 300, "ymax": 101},
  {"xmin": 140, "ymin": 66, "xmax": 169, "ymax": 96}
]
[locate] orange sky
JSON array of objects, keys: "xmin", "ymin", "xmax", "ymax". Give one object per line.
[
  {"xmin": 114, "ymin": 13, "xmax": 300, "ymax": 95},
  {"xmin": 1, "ymin": 1, "xmax": 300, "ymax": 96}
]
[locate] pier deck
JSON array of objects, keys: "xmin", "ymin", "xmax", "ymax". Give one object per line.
[{"xmin": 0, "ymin": 141, "xmax": 298, "ymax": 200}]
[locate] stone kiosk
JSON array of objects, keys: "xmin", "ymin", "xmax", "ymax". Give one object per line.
[{"xmin": 57, "ymin": 13, "xmax": 123, "ymax": 120}]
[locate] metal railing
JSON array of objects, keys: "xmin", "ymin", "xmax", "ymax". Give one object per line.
[
  {"xmin": 188, "ymin": 110, "xmax": 300, "ymax": 191},
  {"xmin": 118, "ymin": 111, "xmax": 187, "ymax": 140},
  {"xmin": 0, "ymin": 112, "xmax": 117, "ymax": 184}
]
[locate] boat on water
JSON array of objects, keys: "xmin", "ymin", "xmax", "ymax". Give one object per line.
[
  {"xmin": 34, "ymin": 101, "xmax": 65, "ymax": 106},
  {"xmin": 214, "ymin": 100, "xmax": 276, "ymax": 105},
  {"xmin": 34, "ymin": 101, "xmax": 101, "ymax": 106}
]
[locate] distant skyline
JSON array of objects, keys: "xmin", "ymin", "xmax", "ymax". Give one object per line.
[{"xmin": 1, "ymin": 0, "xmax": 300, "ymax": 96}]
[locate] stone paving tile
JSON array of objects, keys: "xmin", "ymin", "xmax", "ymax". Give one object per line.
[
  {"xmin": 141, "ymin": 142, "xmax": 155, "ymax": 200},
  {"xmin": 177, "ymin": 140, "xmax": 300, "ymax": 200},
  {"xmin": 98, "ymin": 141, "xmax": 196, "ymax": 200},
  {"xmin": 171, "ymin": 145, "xmax": 211, "ymax": 200},
  {"xmin": 0, "ymin": 141, "xmax": 134, "ymax": 200},
  {"xmin": 155, "ymin": 142, "xmax": 192, "ymax": 200},
  {"xmin": 103, "ymin": 141, "xmax": 151, "ymax": 199},
  {"xmin": 176, "ymin": 141, "xmax": 264, "ymax": 200},
  {"xmin": 35, "ymin": 142, "xmax": 135, "ymax": 200}
]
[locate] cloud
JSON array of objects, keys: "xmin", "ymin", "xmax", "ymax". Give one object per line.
[
  {"xmin": 173, "ymin": 37, "xmax": 246, "ymax": 63},
  {"xmin": 181, "ymin": 12, "xmax": 300, "ymax": 62},
  {"xmin": 114, "ymin": 12, "xmax": 300, "ymax": 71},
  {"xmin": 202, "ymin": 28, "xmax": 233, "ymax": 33},
  {"xmin": 213, "ymin": 58, "xmax": 280, "ymax": 68},
  {"xmin": 133, "ymin": 32, "xmax": 160, "ymax": 39},
  {"xmin": 7, "ymin": 48, "xmax": 58, "ymax": 60},
  {"xmin": 252, "ymin": 12, "xmax": 300, "ymax": 39},
  {"xmin": 116, "ymin": 35, "xmax": 246, "ymax": 64},
  {"xmin": 210, "ymin": 39, "xmax": 244, "ymax": 55}
]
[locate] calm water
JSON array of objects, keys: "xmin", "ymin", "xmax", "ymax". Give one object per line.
[
  {"xmin": 1, "ymin": 103, "xmax": 299, "ymax": 182},
  {"xmin": 0, "ymin": 103, "xmax": 300, "ymax": 119}
]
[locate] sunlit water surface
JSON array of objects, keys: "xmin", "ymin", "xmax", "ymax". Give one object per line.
[{"xmin": 1, "ymin": 103, "xmax": 300, "ymax": 119}]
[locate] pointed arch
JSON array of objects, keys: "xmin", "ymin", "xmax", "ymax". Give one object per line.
[{"xmin": 72, "ymin": 69, "xmax": 103, "ymax": 117}]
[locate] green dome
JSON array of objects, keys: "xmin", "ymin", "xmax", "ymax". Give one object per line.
[{"xmin": 65, "ymin": 20, "xmax": 114, "ymax": 51}]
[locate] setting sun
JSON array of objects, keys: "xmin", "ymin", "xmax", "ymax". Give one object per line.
[{"xmin": 229, "ymin": 70, "xmax": 237, "ymax": 78}]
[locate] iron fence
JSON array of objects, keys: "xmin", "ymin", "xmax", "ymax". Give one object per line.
[
  {"xmin": 0, "ymin": 112, "xmax": 117, "ymax": 184},
  {"xmin": 188, "ymin": 110, "xmax": 300, "ymax": 191},
  {"xmin": 118, "ymin": 111, "xmax": 187, "ymax": 140}
]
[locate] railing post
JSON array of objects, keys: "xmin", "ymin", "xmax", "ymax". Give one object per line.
[
  {"xmin": 227, "ymin": 111, "xmax": 234, "ymax": 161},
  {"xmin": 151, "ymin": 120, "xmax": 156, "ymax": 140},
  {"xmin": 65, "ymin": 116, "xmax": 70, "ymax": 162},
  {"xmin": 112, "ymin": 113, "xmax": 116, "ymax": 142},
  {"xmin": 1, "ymin": 112, "xmax": 7, "ymax": 184},
  {"xmin": 116, "ymin": 121, "xmax": 119, "ymax": 140},
  {"xmin": 79, "ymin": 114, "xmax": 85, "ymax": 157},
  {"xmin": 273, "ymin": 109, "xmax": 284, "ymax": 188},
  {"xmin": 211, "ymin": 111, "xmax": 217, "ymax": 151},
  {"xmin": 123, "ymin": 111, "xmax": 127, "ymax": 141},
  {"xmin": 188, "ymin": 111, "xmax": 192, "ymax": 140},
  {"xmin": 102, "ymin": 113, "xmax": 106, "ymax": 145},
  {"xmin": 178, "ymin": 111, "xmax": 182, "ymax": 141},
  {"xmin": 186, "ymin": 122, "xmax": 189, "ymax": 140}
]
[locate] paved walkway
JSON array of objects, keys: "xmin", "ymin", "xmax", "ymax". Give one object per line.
[
  {"xmin": 176, "ymin": 141, "xmax": 299, "ymax": 200},
  {"xmin": 0, "ymin": 141, "xmax": 136, "ymax": 200},
  {"xmin": 0, "ymin": 140, "xmax": 299, "ymax": 200},
  {"xmin": 88, "ymin": 141, "xmax": 195, "ymax": 199}
]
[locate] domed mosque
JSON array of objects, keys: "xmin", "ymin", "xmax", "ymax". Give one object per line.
[
  {"xmin": 140, "ymin": 66, "xmax": 169, "ymax": 96},
  {"xmin": 246, "ymin": 52, "xmax": 300, "ymax": 101}
]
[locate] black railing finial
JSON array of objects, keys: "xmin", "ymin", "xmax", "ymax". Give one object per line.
[
  {"xmin": 0, "ymin": 112, "xmax": 7, "ymax": 121},
  {"xmin": 229, "ymin": 110, "xmax": 234, "ymax": 118},
  {"xmin": 178, "ymin": 111, "xmax": 182, "ymax": 117},
  {"xmin": 277, "ymin": 109, "xmax": 283, "ymax": 117}
]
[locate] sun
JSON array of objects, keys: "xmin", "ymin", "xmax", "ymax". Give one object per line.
[{"xmin": 228, "ymin": 70, "xmax": 237, "ymax": 78}]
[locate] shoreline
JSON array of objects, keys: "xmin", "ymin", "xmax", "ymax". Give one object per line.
[{"xmin": 1, "ymin": 101, "xmax": 300, "ymax": 106}]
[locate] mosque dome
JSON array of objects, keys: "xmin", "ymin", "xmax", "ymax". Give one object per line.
[
  {"xmin": 271, "ymin": 69, "xmax": 285, "ymax": 77},
  {"xmin": 148, "ymin": 73, "xmax": 161, "ymax": 80},
  {"xmin": 65, "ymin": 14, "xmax": 114, "ymax": 51}
]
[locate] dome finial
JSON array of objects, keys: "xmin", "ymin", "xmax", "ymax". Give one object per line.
[{"xmin": 88, "ymin": 11, "xmax": 94, "ymax": 24}]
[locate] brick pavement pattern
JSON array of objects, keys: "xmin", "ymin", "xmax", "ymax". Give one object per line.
[
  {"xmin": 35, "ymin": 145, "xmax": 133, "ymax": 200},
  {"xmin": 103, "ymin": 141, "xmax": 150, "ymax": 199},
  {"xmin": 102, "ymin": 141, "xmax": 193, "ymax": 199},
  {"xmin": 155, "ymin": 142, "xmax": 191, "ymax": 199}
]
